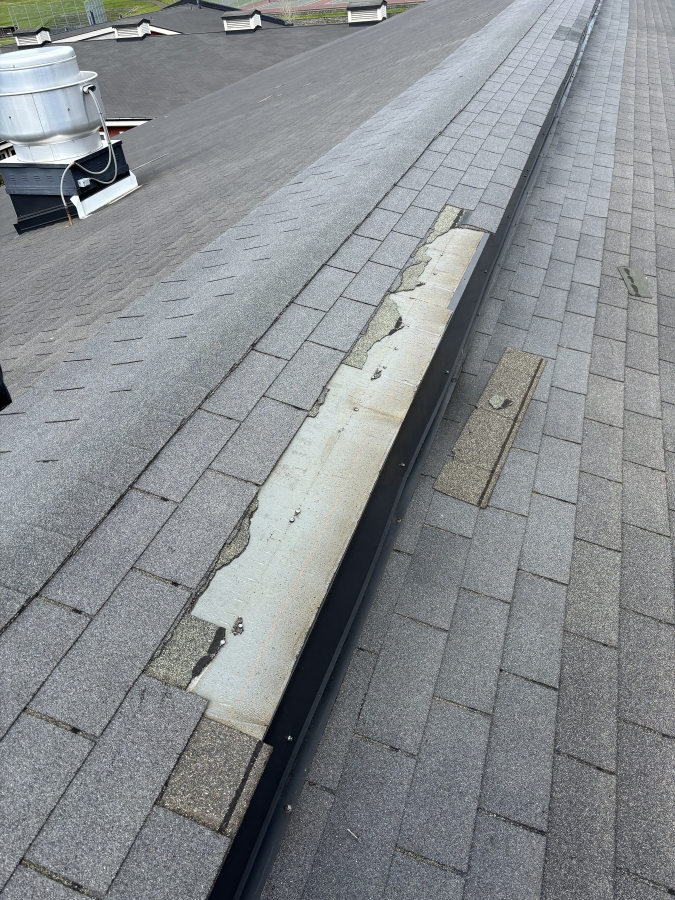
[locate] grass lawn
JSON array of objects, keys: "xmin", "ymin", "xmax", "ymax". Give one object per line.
[
  {"xmin": 0, "ymin": 0, "xmax": 166, "ymax": 28},
  {"xmin": 293, "ymin": 4, "xmax": 412, "ymax": 17}
]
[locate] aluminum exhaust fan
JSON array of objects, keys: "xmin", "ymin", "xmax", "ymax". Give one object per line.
[{"xmin": 0, "ymin": 45, "xmax": 138, "ymax": 233}]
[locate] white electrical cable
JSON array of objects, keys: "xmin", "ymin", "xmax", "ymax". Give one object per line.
[{"xmin": 59, "ymin": 84, "xmax": 118, "ymax": 224}]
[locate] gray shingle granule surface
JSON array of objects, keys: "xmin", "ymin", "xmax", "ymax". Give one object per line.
[
  {"xmin": 0, "ymin": 0, "xmax": 521, "ymax": 400},
  {"xmin": 263, "ymin": 0, "xmax": 675, "ymax": 895},
  {"xmin": 5, "ymin": 0, "xmax": 675, "ymax": 893},
  {"xmin": 2, "ymin": 0, "xmax": 567, "ymax": 894}
]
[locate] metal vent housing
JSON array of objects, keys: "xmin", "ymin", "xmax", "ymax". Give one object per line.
[{"xmin": 0, "ymin": 45, "xmax": 103, "ymax": 163}]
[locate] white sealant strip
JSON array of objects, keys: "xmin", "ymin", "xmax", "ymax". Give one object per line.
[
  {"xmin": 71, "ymin": 172, "xmax": 139, "ymax": 219},
  {"xmin": 191, "ymin": 225, "xmax": 485, "ymax": 739}
]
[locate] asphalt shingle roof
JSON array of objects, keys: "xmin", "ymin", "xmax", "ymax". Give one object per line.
[
  {"xmin": 263, "ymin": 0, "xmax": 675, "ymax": 894},
  {"xmin": 2, "ymin": 0, "xmax": 675, "ymax": 891},
  {"xmin": 0, "ymin": 0, "xmax": 563, "ymax": 895},
  {"xmin": 0, "ymin": 0, "xmax": 517, "ymax": 396}
]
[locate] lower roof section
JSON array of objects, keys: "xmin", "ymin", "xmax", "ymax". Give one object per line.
[
  {"xmin": 0, "ymin": 0, "xmax": 521, "ymax": 397},
  {"xmin": 45, "ymin": 23, "xmax": 355, "ymax": 119},
  {"xmin": 0, "ymin": 0, "xmax": 549, "ymax": 600}
]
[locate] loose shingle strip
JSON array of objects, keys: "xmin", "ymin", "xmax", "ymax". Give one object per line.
[{"xmin": 435, "ymin": 348, "xmax": 546, "ymax": 507}]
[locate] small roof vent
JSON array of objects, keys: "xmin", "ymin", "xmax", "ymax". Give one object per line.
[
  {"xmin": 0, "ymin": 45, "xmax": 139, "ymax": 231},
  {"xmin": 221, "ymin": 10, "xmax": 262, "ymax": 31},
  {"xmin": 347, "ymin": 0, "xmax": 387, "ymax": 23},
  {"xmin": 114, "ymin": 17, "xmax": 152, "ymax": 39},
  {"xmin": 15, "ymin": 26, "xmax": 52, "ymax": 46},
  {"xmin": 0, "ymin": 46, "xmax": 101, "ymax": 162}
]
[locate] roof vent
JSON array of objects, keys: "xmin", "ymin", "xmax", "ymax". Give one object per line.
[
  {"xmin": 14, "ymin": 26, "xmax": 51, "ymax": 46},
  {"xmin": 0, "ymin": 46, "xmax": 138, "ymax": 233},
  {"xmin": 347, "ymin": 0, "xmax": 387, "ymax": 24},
  {"xmin": 114, "ymin": 17, "xmax": 152, "ymax": 39},
  {"xmin": 0, "ymin": 46, "xmax": 102, "ymax": 163},
  {"xmin": 221, "ymin": 10, "xmax": 262, "ymax": 31}
]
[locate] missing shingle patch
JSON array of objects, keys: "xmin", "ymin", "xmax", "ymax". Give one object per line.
[
  {"xmin": 399, "ymin": 205, "xmax": 462, "ymax": 293},
  {"xmin": 308, "ymin": 386, "xmax": 329, "ymax": 417},
  {"xmin": 427, "ymin": 204, "xmax": 462, "ymax": 242},
  {"xmin": 435, "ymin": 348, "xmax": 545, "ymax": 508},
  {"xmin": 216, "ymin": 495, "xmax": 259, "ymax": 569},
  {"xmin": 399, "ymin": 252, "xmax": 430, "ymax": 293},
  {"xmin": 344, "ymin": 295, "xmax": 403, "ymax": 369},
  {"xmin": 145, "ymin": 615, "xmax": 223, "ymax": 690}
]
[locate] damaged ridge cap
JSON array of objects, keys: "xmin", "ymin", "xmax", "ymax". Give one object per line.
[
  {"xmin": 210, "ymin": 1, "xmax": 603, "ymax": 893},
  {"xmin": 346, "ymin": 204, "xmax": 463, "ymax": 369},
  {"xmin": 179, "ymin": 224, "xmax": 477, "ymax": 694},
  {"xmin": 150, "ymin": 207, "xmax": 470, "ymax": 685},
  {"xmin": 344, "ymin": 295, "xmax": 403, "ymax": 370},
  {"xmin": 144, "ymin": 494, "xmax": 261, "ymax": 690},
  {"xmin": 188, "ymin": 214, "xmax": 486, "ymax": 745}
]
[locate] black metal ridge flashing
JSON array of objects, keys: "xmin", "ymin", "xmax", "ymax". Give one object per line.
[
  {"xmin": 208, "ymin": 3, "xmax": 601, "ymax": 896},
  {"xmin": 13, "ymin": 26, "xmax": 50, "ymax": 35}
]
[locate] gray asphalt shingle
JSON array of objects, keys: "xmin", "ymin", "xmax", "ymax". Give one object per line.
[
  {"xmin": 136, "ymin": 470, "xmax": 257, "ymax": 586},
  {"xmin": 8, "ymin": 0, "xmax": 669, "ymax": 898},
  {"xmin": 396, "ymin": 526, "xmax": 469, "ymax": 629},
  {"xmin": 397, "ymin": 701, "xmax": 490, "ymax": 871},
  {"xmin": 301, "ymin": 737, "xmax": 416, "ymax": 900},
  {"xmin": 556, "ymin": 633, "xmax": 618, "ymax": 771},
  {"xmin": 0, "ymin": 715, "xmax": 92, "ymax": 889},
  {"xmin": 27, "ymin": 678, "xmax": 205, "ymax": 895},
  {"xmin": 0, "ymin": 600, "xmax": 87, "ymax": 740},
  {"xmin": 41, "ymin": 489, "xmax": 176, "ymax": 615},
  {"xmin": 463, "ymin": 813, "xmax": 546, "ymax": 900},
  {"xmin": 106, "ymin": 807, "xmax": 228, "ymax": 900},
  {"xmin": 357, "ymin": 615, "xmax": 446, "ymax": 754},
  {"xmin": 481, "ymin": 673, "xmax": 558, "ymax": 830},
  {"xmin": 435, "ymin": 591, "xmax": 508, "ymax": 713},
  {"xmin": 31, "ymin": 571, "xmax": 190, "ymax": 736}
]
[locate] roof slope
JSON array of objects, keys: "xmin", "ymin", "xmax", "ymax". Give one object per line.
[
  {"xmin": 0, "ymin": 0, "xmax": 515, "ymax": 397},
  {"xmin": 66, "ymin": 25, "xmax": 354, "ymax": 117}
]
